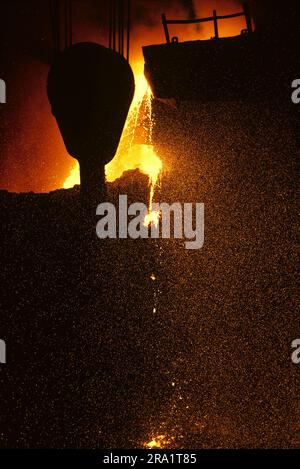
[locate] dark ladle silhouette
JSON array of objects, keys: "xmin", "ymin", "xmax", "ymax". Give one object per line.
[{"xmin": 47, "ymin": 42, "xmax": 135, "ymax": 205}]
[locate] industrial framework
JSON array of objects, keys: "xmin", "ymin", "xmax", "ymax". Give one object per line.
[
  {"xmin": 50, "ymin": 0, "xmax": 131, "ymax": 61},
  {"xmin": 50, "ymin": 0, "xmax": 73, "ymax": 55},
  {"xmin": 108, "ymin": 0, "xmax": 131, "ymax": 61}
]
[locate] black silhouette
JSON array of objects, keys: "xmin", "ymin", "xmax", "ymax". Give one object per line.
[
  {"xmin": 47, "ymin": 42, "xmax": 135, "ymax": 205},
  {"xmin": 0, "ymin": 0, "xmax": 299, "ymax": 451},
  {"xmin": 144, "ymin": 0, "xmax": 300, "ymax": 103}
]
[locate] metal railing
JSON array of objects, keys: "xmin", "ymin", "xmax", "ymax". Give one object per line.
[{"xmin": 162, "ymin": 3, "xmax": 252, "ymax": 44}]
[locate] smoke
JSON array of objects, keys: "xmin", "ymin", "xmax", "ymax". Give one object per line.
[
  {"xmin": 180, "ymin": 0, "xmax": 197, "ymax": 20},
  {"xmin": 0, "ymin": 0, "xmax": 254, "ymax": 193},
  {"xmin": 132, "ymin": 0, "xmax": 241, "ymax": 26}
]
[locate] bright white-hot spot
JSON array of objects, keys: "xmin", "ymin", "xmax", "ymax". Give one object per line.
[
  {"xmin": 144, "ymin": 434, "xmax": 171, "ymax": 449},
  {"xmin": 96, "ymin": 196, "xmax": 205, "ymax": 250},
  {"xmin": 63, "ymin": 62, "xmax": 162, "ymax": 224}
]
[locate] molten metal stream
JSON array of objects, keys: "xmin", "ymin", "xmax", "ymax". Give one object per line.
[{"xmin": 63, "ymin": 61, "xmax": 162, "ymax": 223}]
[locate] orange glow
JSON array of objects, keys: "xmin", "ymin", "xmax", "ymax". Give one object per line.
[
  {"xmin": 106, "ymin": 144, "xmax": 161, "ymax": 186},
  {"xmin": 62, "ymin": 163, "xmax": 79, "ymax": 189},
  {"xmin": 63, "ymin": 2, "xmax": 243, "ymax": 219},
  {"xmin": 62, "ymin": 2, "xmax": 244, "ymax": 196},
  {"xmin": 63, "ymin": 143, "xmax": 162, "ymax": 187},
  {"xmin": 143, "ymin": 181, "xmax": 160, "ymax": 228},
  {"xmin": 63, "ymin": 2, "xmax": 244, "ymax": 192},
  {"xmin": 64, "ymin": 61, "xmax": 152, "ymax": 188},
  {"xmin": 144, "ymin": 435, "xmax": 171, "ymax": 449},
  {"xmin": 130, "ymin": 0, "xmax": 247, "ymax": 57},
  {"xmin": 63, "ymin": 61, "xmax": 163, "ymax": 224},
  {"xmin": 0, "ymin": 1, "xmax": 246, "ymax": 193}
]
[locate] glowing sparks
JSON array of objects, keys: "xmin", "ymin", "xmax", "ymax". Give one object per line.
[
  {"xmin": 144, "ymin": 435, "xmax": 171, "ymax": 449},
  {"xmin": 143, "ymin": 209, "xmax": 160, "ymax": 228},
  {"xmin": 63, "ymin": 61, "xmax": 162, "ymax": 208},
  {"xmin": 63, "ymin": 143, "xmax": 161, "ymax": 188},
  {"xmin": 106, "ymin": 143, "xmax": 161, "ymax": 185}
]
